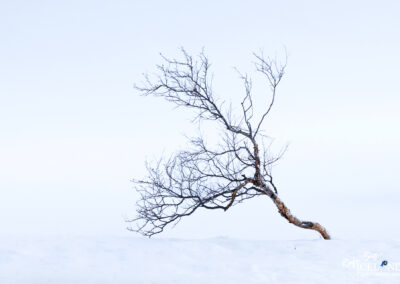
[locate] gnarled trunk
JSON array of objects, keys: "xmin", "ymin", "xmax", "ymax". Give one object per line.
[{"xmin": 260, "ymin": 184, "xmax": 331, "ymax": 240}]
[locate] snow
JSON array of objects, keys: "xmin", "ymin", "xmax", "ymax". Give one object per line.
[{"xmin": 1, "ymin": 235, "xmax": 399, "ymax": 283}]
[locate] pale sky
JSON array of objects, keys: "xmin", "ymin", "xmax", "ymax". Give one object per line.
[{"xmin": 1, "ymin": 0, "xmax": 399, "ymax": 240}]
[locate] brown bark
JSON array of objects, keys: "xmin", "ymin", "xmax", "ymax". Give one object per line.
[
  {"xmin": 223, "ymin": 181, "xmax": 249, "ymax": 211},
  {"xmin": 251, "ymin": 143, "xmax": 330, "ymax": 240},
  {"xmin": 271, "ymin": 193, "xmax": 331, "ymax": 240}
]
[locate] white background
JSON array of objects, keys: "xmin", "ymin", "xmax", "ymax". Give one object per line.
[{"xmin": 1, "ymin": 0, "xmax": 399, "ymax": 240}]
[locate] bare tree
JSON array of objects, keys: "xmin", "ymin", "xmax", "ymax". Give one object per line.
[{"xmin": 129, "ymin": 48, "xmax": 331, "ymax": 240}]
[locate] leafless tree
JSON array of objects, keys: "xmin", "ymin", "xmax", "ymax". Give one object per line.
[{"xmin": 128, "ymin": 48, "xmax": 330, "ymax": 240}]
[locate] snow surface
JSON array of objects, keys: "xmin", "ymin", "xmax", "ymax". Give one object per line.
[{"xmin": 1, "ymin": 235, "xmax": 399, "ymax": 283}]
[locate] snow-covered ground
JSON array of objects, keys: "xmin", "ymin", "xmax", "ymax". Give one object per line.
[{"xmin": 1, "ymin": 235, "xmax": 399, "ymax": 284}]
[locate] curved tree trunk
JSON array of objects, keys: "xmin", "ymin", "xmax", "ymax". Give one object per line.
[
  {"xmin": 260, "ymin": 185, "xmax": 331, "ymax": 240},
  {"xmin": 272, "ymin": 195, "xmax": 331, "ymax": 239}
]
